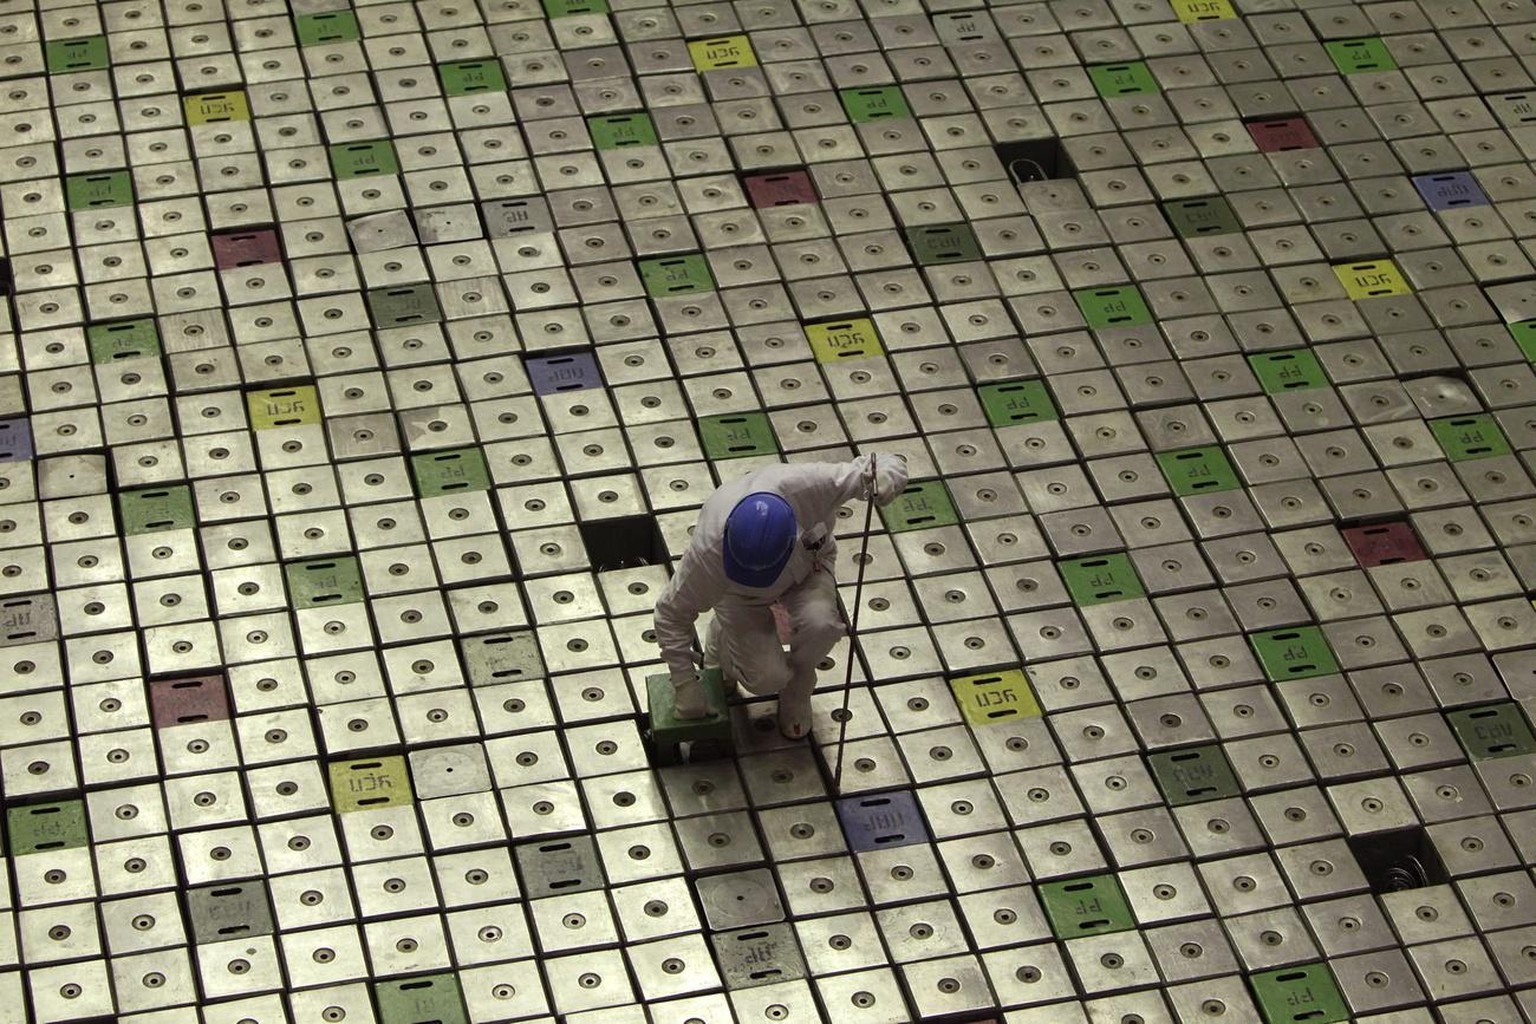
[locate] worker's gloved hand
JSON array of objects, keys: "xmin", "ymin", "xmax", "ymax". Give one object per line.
[
  {"xmin": 671, "ymin": 670, "xmax": 710, "ymax": 719},
  {"xmin": 869, "ymin": 454, "xmax": 909, "ymax": 508}
]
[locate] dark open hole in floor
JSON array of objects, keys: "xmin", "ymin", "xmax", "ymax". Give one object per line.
[
  {"xmin": 1348, "ymin": 827, "xmax": 1448, "ymax": 893},
  {"xmin": 581, "ymin": 514, "xmax": 668, "ymax": 572}
]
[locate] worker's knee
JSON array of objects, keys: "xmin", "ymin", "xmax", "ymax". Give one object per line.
[
  {"xmin": 794, "ymin": 615, "xmax": 846, "ymax": 658},
  {"xmin": 741, "ymin": 654, "xmax": 792, "ymax": 695}
]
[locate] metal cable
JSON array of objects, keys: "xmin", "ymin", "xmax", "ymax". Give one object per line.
[{"xmin": 831, "ymin": 454, "xmax": 879, "ymax": 791}]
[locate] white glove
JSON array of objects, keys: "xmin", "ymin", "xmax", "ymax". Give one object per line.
[
  {"xmin": 671, "ymin": 669, "xmax": 709, "ymax": 719},
  {"xmin": 868, "ymin": 454, "xmax": 908, "ymax": 508}
]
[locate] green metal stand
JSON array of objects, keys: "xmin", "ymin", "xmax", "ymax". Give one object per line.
[{"xmin": 646, "ymin": 669, "xmax": 733, "ymax": 765}]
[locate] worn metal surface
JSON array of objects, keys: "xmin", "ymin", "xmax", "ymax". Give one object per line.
[{"xmin": 2, "ymin": 0, "xmax": 1536, "ymax": 1021}]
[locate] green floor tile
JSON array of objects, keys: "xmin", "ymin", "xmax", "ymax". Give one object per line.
[
  {"xmin": 1039, "ymin": 876, "xmax": 1136, "ymax": 938},
  {"xmin": 45, "ymin": 36, "xmax": 109, "ymax": 73},
  {"xmin": 699, "ymin": 412, "xmax": 778, "ymax": 459},
  {"xmin": 87, "ymin": 318, "xmax": 160, "ymax": 362},
  {"xmin": 1089, "ymin": 61, "xmax": 1159, "ymax": 96},
  {"xmin": 1059, "ymin": 553, "xmax": 1144, "ymax": 605},
  {"xmin": 1512, "ymin": 319, "xmax": 1536, "ymax": 363},
  {"xmin": 543, "ymin": 0, "xmax": 609, "ymax": 14},
  {"xmin": 8, "ymin": 800, "xmax": 89, "ymax": 854},
  {"xmin": 330, "ymin": 140, "xmax": 400, "ymax": 179},
  {"xmin": 640, "ymin": 254, "xmax": 715, "ymax": 296},
  {"xmin": 1430, "ymin": 414, "xmax": 1511, "ymax": 461},
  {"xmin": 978, "ymin": 380, "xmax": 1058, "ymax": 426},
  {"xmin": 375, "ymin": 975, "xmax": 470, "ymax": 1024},
  {"xmin": 65, "ymin": 171, "xmax": 133, "ymax": 211},
  {"xmin": 1250, "ymin": 964, "xmax": 1348, "ymax": 1024},
  {"xmin": 840, "ymin": 86, "xmax": 911, "ymax": 122},
  {"xmin": 905, "ymin": 223, "xmax": 982, "ymax": 265},
  {"xmin": 119, "ymin": 485, "xmax": 196, "ymax": 534},
  {"xmin": 1164, "ymin": 196, "xmax": 1241, "ymax": 237},
  {"xmin": 295, "ymin": 10, "xmax": 360, "ymax": 45},
  {"xmin": 880, "ymin": 479, "xmax": 959, "ymax": 532},
  {"xmin": 285, "ymin": 556, "xmax": 365, "ymax": 607},
  {"xmin": 411, "ymin": 448, "xmax": 492, "ymax": 496},
  {"xmin": 1250, "ymin": 627, "xmax": 1340, "ymax": 682},
  {"xmin": 366, "ymin": 283, "xmax": 443, "ymax": 327},
  {"xmin": 1074, "ymin": 285, "xmax": 1153, "ymax": 328},
  {"xmin": 438, "ymin": 60, "xmax": 509, "ymax": 95},
  {"xmin": 1148, "ymin": 746, "xmax": 1242, "ymax": 806},
  {"xmin": 589, "ymin": 112, "xmax": 660, "ymax": 149},
  {"xmin": 1249, "ymin": 349, "xmax": 1327, "ymax": 393},
  {"xmin": 1447, "ymin": 703, "xmax": 1536, "ymax": 761},
  {"xmin": 1157, "ymin": 446, "xmax": 1241, "ymax": 496},
  {"xmin": 1326, "ymin": 37, "xmax": 1397, "ymax": 74}
]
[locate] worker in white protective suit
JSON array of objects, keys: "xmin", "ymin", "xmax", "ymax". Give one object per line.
[{"xmin": 653, "ymin": 453, "xmax": 908, "ymax": 740}]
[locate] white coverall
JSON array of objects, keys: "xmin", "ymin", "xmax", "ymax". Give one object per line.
[{"xmin": 653, "ymin": 453, "xmax": 907, "ymax": 738}]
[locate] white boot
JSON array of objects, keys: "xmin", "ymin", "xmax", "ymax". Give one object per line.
[{"xmin": 777, "ymin": 666, "xmax": 816, "ymax": 740}]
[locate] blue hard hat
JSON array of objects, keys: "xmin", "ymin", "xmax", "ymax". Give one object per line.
[{"xmin": 723, "ymin": 492, "xmax": 796, "ymax": 588}]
